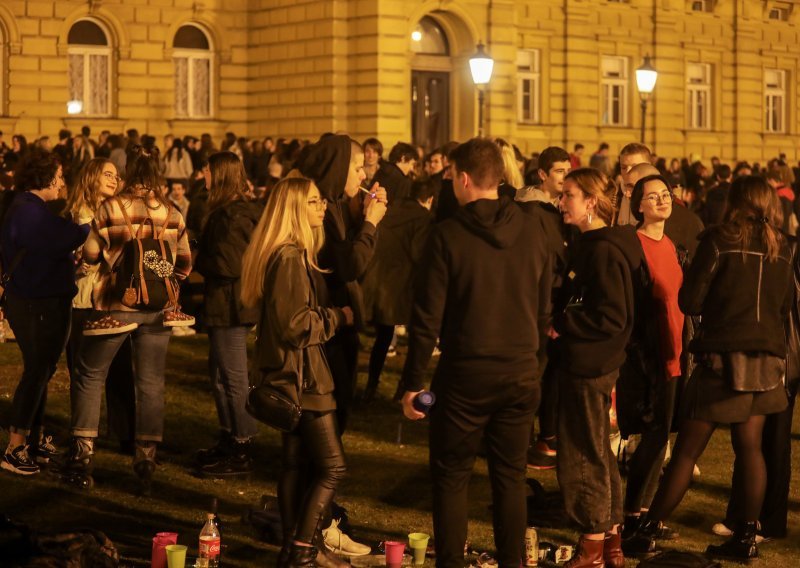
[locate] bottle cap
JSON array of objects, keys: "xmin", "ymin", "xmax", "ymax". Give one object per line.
[{"xmin": 412, "ymin": 391, "xmax": 436, "ymax": 414}]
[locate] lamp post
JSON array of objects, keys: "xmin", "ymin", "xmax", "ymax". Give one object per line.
[
  {"xmin": 635, "ymin": 55, "xmax": 658, "ymax": 144},
  {"xmin": 469, "ymin": 42, "xmax": 494, "ymax": 136}
]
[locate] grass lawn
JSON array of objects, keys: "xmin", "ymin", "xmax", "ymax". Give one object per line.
[{"xmin": 0, "ymin": 333, "xmax": 798, "ymax": 567}]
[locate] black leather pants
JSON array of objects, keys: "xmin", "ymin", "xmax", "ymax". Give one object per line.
[{"xmin": 278, "ymin": 410, "xmax": 347, "ymax": 544}]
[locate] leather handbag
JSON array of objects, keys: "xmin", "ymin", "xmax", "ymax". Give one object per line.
[{"xmin": 246, "ymin": 349, "xmax": 304, "ymax": 432}]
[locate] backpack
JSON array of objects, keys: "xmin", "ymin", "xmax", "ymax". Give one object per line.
[
  {"xmin": 637, "ymin": 551, "xmax": 721, "ymax": 568},
  {"xmin": 111, "ymin": 197, "xmax": 180, "ymax": 311}
]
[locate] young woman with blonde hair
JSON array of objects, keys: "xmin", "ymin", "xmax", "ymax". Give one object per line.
[
  {"xmin": 193, "ymin": 151, "xmax": 263, "ymax": 477},
  {"xmin": 553, "ymin": 168, "xmax": 644, "ymax": 568},
  {"xmin": 241, "ymin": 176, "xmax": 352, "ymax": 568}
]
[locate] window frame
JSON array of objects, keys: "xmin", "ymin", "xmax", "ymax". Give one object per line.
[
  {"xmin": 517, "ymin": 49, "xmax": 540, "ymax": 125},
  {"xmin": 66, "ymin": 41, "xmax": 112, "ymax": 117},
  {"xmin": 686, "ymin": 62, "xmax": 712, "ymax": 130},
  {"xmin": 691, "ymin": 0, "xmax": 713, "ymax": 12},
  {"xmin": 172, "ymin": 24, "xmax": 215, "ymax": 120},
  {"xmin": 600, "ymin": 55, "xmax": 629, "ymax": 127},
  {"xmin": 764, "ymin": 68, "xmax": 786, "ymax": 134}
]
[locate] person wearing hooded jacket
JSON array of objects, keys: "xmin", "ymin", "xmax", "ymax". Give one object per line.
[
  {"xmin": 552, "ymin": 168, "xmax": 644, "ymax": 568},
  {"xmin": 400, "ymin": 138, "xmax": 553, "ymax": 568},
  {"xmin": 298, "ymin": 134, "xmax": 387, "ymax": 433}
]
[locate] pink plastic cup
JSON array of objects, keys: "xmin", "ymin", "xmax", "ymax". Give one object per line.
[
  {"xmin": 385, "ymin": 541, "xmax": 405, "ymax": 567},
  {"xmin": 152, "ymin": 533, "xmax": 178, "ymax": 568}
]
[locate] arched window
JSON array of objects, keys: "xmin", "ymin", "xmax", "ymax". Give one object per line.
[
  {"xmin": 173, "ymin": 24, "xmax": 213, "ymax": 118},
  {"xmin": 410, "ymin": 16, "xmax": 449, "ymax": 55},
  {"xmin": 67, "ymin": 19, "xmax": 111, "ymax": 116}
]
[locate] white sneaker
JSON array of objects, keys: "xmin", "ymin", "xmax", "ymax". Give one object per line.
[
  {"xmin": 693, "ymin": 464, "xmax": 701, "ymax": 479},
  {"xmin": 323, "ymin": 518, "xmax": 371, "ymax": 557}
]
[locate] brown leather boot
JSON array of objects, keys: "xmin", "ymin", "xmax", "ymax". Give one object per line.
[
  {"xmin": 564, "ymin": 536, "xmax": 605, "ymax": 568},
  {"xmin": 603, "ymin": 531, "xmax": 624, "ymax": 568}
]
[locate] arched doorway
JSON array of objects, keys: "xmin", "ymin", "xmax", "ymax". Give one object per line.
[{"xmin": 410, "ymin": 16, "xmax": 450, "ymax": 151}]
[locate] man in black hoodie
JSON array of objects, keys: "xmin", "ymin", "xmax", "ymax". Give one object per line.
[
  {"xmin": 371, "ymin": 142, "xmax": 417, "ymax": 204},
  {"xmin": 400, "ymin": 138, "xmax": 552, "ymax": 568}
]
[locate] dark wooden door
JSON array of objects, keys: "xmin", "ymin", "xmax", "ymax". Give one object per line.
[{"xmin": 411, "ymin": 71, "xmax": 449, "ymax": 152}]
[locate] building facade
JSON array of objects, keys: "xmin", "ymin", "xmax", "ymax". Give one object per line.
[{"xmin": 0, "ymin": 0, "xmax": 798, "ymax": 162}]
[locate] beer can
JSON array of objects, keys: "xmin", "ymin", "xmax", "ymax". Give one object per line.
[{"xmin": 524, "ymin": 527, "xmax": 538, "ymax": 566}]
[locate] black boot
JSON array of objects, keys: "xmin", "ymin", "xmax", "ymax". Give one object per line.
[
  {"xmin": 287, "ymin": 543, "xmax": 318, "ymax": 568},
  {"xmin": 313, "ymin": 529, "xmax": 349, "ymax": 568},
  {"xmin": 706, "ymin": 521, "xmax": 758, "ymax": 562},
  {"xmin": 199, "ymin": 439, "xmax": 254, "ymax": 478},
  {"xmin": 361, "ymin": 381, "xmax": 378, "ymax": 404},
  {"xmin": 621, "ymin": 518, "xmax": 659, "ymax": 557},
  {"xmin": 133, "ymin": 441, "xmax": 157, "ymax": 496},
  {"xmin": 195, "ymin": 430, "xmax": 233, "ymax": 467},
  {"xmin": 277, "ymin": 529, "xmax": 294, "ymax": 568}
]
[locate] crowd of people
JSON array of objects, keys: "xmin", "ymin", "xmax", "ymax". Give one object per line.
[{"xmin": 0, "ymin": 126, "xmax": 797, "ymax": 568}]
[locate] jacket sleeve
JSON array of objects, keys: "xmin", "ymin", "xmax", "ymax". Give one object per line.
[
  {"xmin": 401, "ymin": 227, "xmax": 448, "ymax": 391},
  {"xmin": 678, "ymin": 233, "xmax": 718, "ymax": 316},
  {"xmin": 269, "ymin": 249, "xmax": 343, "ymax": 349},
  {"xmin": 321, "ymin": 203, "xmax": 378, "ymax": 283},
  {"xmin": 196, "ymin": 210, "xmax": 251, "ymax": 280},
  {"xmin": 13, "ymin": 207, "xmax": 89, "ymax": 257},
  {"xmin": 553, "ymin": 245, "xmax": 629, "ymax": 341}
]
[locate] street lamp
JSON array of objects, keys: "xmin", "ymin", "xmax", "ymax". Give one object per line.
[
  {"xmin": 469, "ymin": 42, "xmax": 494, "ymax": 136},
  {"xmin": 636, "ymin": 55, "xmax": 658, "ymax": 144}
]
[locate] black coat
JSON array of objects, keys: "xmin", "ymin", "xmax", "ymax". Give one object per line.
[
  {"xmin": 372, "ymin": 162, "xmax": 412, "ymax": 205},
  {"xmin": 362, "ymin": 199, "xmax": 432, "ymax": 325},
  {"xmin": 679, "ymin": 225, "xmax": 793, "ymax": 357},
  {"xmin": 664, "ymin": 201, "xmax": 704, "ymax": 259},
  {"xmin": 701, "ymin": 182, "xmax": 730, "ymax": 227},
  {"xmin": 195, "ymin": 199, "xmax": 263, "ymax": 326}
]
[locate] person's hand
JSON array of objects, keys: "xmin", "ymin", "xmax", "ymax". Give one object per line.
[
  {"xmin": 362, "ymin": 183, "xmax": 388, "ymax": 211},
  {"xmin": 547, "ymin": 326, "xmax": 559, "ymax": 340},
  {"xmin": 340, "ymin": 306, "xmax": 354, "ymax": 326},
  {"xmin": 364, "ymin": 186, "xmax": 388, "ymax": 227},
  {"xmin": 401, "ymin": 390, "xmax": 426, "ymax": 420}
]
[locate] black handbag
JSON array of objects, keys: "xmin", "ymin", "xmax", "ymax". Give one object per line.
[{"xmin": 247, "ymin": 349, "xmax": 304, "ymax": 432}]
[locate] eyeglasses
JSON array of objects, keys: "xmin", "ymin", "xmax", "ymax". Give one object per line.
[
  {"xmin": 642, "ymin": 191, "xmax": 673, "ymax": 205},
  {"xmin": 102, "ymin": 172, "xmax": 121, "ymax": 183},
  {"xmin": 307, "ymin": 198, "xmax": 328, "ymax": 210}
]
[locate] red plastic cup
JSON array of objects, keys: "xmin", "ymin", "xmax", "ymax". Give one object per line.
[
  {"xmin": 385, "ymin": 541, "xmax": 405, "ymax": 567},
  {"xmin": 152, "ymin": 533, "xmax": 178, "ymax": 568}
]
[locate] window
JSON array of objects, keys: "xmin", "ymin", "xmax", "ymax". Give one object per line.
[
  {"xmin": 691, "ymin": 0, "xmax": 713, "ymax": 11},
  {"xmin": 173, "ymin": 24, "xmax": 213, "ymax": 118},
  {"xmin": 769, "ymin": 7, "xmax": 789, "ymax": 21},
  {"xmin": 517, "ymin": 49, "xmax": 540, "ymax": 124},
  {"xmin": 410, "ymin": 16, "xmax": 449, "ymax": 55},
  {"xmin": 687, "ymin": 63, "xmax": 712, "ymax": 130},
  {"xmin": 67, "ymin": 19, "xmax": 111, "ymax": 116},
  {"xmin": 764, "ymin": 69, "xmax": 786, "ymax": 133},
  {"xmin": 601, "ymin": 56, "xmax": 628, "ymax": 126}
]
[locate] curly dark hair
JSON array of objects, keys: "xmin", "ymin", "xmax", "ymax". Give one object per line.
[{"xmin": 13, "ymin": 149, "xmax": 61, "ymax": 192}]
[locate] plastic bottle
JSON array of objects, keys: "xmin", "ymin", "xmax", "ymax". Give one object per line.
[{"xmin": 198, "ymin": 512, "xmax": 221, "ymax": 568}]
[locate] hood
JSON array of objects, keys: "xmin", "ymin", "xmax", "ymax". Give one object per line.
[
  {"xmin": 582, "ymin": 224, "xmax": 643, "ymax": 270},
  {"xmin": 298, "ymin": 135, "xmax": 351, "ymax": 201},
  {"xmin": 454, "ymin": 196, "xmax": 522, "ymax": 249},
  {"xmin": 380, "ymin": 198, "xmax": 429, "ymax": 230}
]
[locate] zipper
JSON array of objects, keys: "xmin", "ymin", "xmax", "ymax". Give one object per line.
[{"xmin": 756, "ymin": 256, "xmax": 763, "ymax": 322}]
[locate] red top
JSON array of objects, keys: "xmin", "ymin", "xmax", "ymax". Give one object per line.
[{"xmin": 637, "ymin": 232, "xmax": 685, "ymax": 379}]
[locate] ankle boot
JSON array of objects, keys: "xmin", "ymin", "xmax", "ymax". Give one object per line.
[
  {"xmin": 603, "ymin": 531, "xmax": 624, "ymax": 568},
  {"xmin": 133, "ymin": 441, "xmax": 157, "ymax": 496},
  {"xmin": 287, "ymin": 543, "xmax": 318, "ymax": 568},
  {"xmin": 313, "ymin": 530, "xmax": 349, "ymax": 568},
  {"xmin": 620, "ymin": 514, "xmax": 641, "ymax": 540},
  {"xmin": 564, "ymin": 537, "xmax": 605, "ymax": 568},
  {"xmin": 277, "ymin": 528, "xmax": 294, "ymax": 568},
  {"xmin": 706, "ymin": 521, "xmax": 758, "ymax": 561}
]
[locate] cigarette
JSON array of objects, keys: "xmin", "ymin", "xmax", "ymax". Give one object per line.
[{"xmin": 359, "ymin": 186, "xmax": 376, "ymax": 198}]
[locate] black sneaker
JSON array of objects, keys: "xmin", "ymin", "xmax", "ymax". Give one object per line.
[
  {"xmin": 526, "ymin": 438, "xmax": 557, "ymax": 470},
  {"xmin": 2, "ymin": 445, "xmax": 40, "ymax": 476},
  {"xmin": 195, "ymin": 432, "xmax": 233, "ymax": 467},
  {"xmin": 198, "ymin": 440, "xmax": 253, "ymax": 478},
  {"xmin": 31, "ymin": 435, "xmax": 59, "ymax": 464}
]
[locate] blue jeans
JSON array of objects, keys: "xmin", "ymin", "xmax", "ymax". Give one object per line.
[
  {"xmin": 4, "ymin": 293, "xmax": 72, "ymax": 436},
  {"xmin": 71, "ymin": 311, "xmax": 171, "ymax": 441},
  {"xmin": 208, "ymin": 325, "xmax": 258, "ymax": 440}
]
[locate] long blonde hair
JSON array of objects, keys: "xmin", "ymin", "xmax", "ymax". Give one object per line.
[
  {"xmin": 494, "ymin": 138, "xmax": 524, "ymax": 189},
  {"xmin": 240, "ymin": 176, "xmax": 325, "ymax": 307},
  {"xmin": 66, "ymin": 158, "xmax": 115, "ymax": 219}
]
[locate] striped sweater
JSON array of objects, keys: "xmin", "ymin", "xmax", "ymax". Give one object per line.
[{"xmin": 83, "ymin": 192, "xmax": 192, "ymax": 311}]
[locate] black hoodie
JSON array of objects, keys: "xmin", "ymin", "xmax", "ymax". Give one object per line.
[
  {"xmin": 553, "ymin": 224, "xmax": 644, "ymax": 378},
  {"xmin": 299, "ymin": 135, "xmax": 378, "ymax": 330},
  {"xmin": 401, "ymin": 196, "xmax": 553, "ymax": 391}
]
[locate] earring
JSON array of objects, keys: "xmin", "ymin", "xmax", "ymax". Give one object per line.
[{"xmin": 588, "ymin": 211, "xmax": 593, "ymax": 225}]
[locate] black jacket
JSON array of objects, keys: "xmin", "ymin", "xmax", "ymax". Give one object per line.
[
  {"xmin": 664, "ymin": 201, "xmax": 704, "ymax": 259},
  {"xmin": 361, "ymin": 198, "xmax": 432, "ymax": 325},
  {"xmin": 372, "ymin": 162, "xmax": 412, "ymax": 205},
  {"xmin": 553, "ymin": 225, "xmax": 644, "ymax": 378},
  {"xmin": 195, "ymin": 199, "xmax": 264, "ymax": 327},
  {"xmin": 401, "ymin": 196, "xmax": 553, "ymax": 391},
  {"xmin": 679, "ymin": 225, "xmax": 793, "ymax": 357},
  {"xmin": 701, "ymin": 182, "xmax": 730, "ymax": 227}
]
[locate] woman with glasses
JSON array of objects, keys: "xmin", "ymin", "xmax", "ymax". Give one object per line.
[
  {"xmin": 625, "ymin": 176, "xmax": 792, "ymax": 562},
  {"xmin": 193, "ymin": 151, "xmax": 264, "ymax": 477},
  {"xmin": 241, "ymin": 176, "xmax": 352, "ymax": 568},
  {"xmin": 617, "ymin": 175, "xmax": 685, "ymax": 545}
]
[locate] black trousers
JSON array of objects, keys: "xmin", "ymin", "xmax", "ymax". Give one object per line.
[
  {"xmin": 624, "ymin": 376, "xmax": 679, "ymax": 512},
  {"xmin": 278, "ymin": 411, "xmax": 347, "ymax": 544},
  {"xmin": 557, "ymin": 369, "xmax": 623, "ymax": 534},
  {"xmin": 429, "ymin": 373, "xmax": 539, "ymax": 568},
  {"xmin": 4, "ymin": 294, "xmax": 72, "ymax": 437},
  {"xmin": 724, "ymin": 385, "xmax": 798, "ymax": 538},
  {"xmin": 326, "ymin": 328, "xmax": 360, "ymax": 434},
  {"xmin": 537, "ymin": 352, "xmax": 559, "ymax": 439}
]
